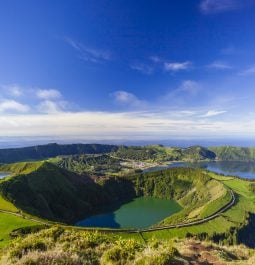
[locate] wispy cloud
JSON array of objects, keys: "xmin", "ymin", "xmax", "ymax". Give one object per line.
[
  {"xmin": 36, "ymin": 89, "xmax": 62, "ymax": 100},
  {"xmin": 239, "ymin": 66, "xmax": 255, "ymax": 76},
  {"xmin": 207, "ymin": 61, "xmax": 232, "ymax": 70},
  {"xmin": 112, "ymin": 90, "xmax": 146, "ymax": 108},
  {"xmin": 149, "ymin": 56, "xmax": 162, "ymax": 63},
  {"xmin": 200, "ymin": 0, "xmax": 238, "ymax": 14},
  {"xmin": 165, "ymin": 80, "xmax": 201, "ymax": 101},
  {"xmin": 130, "ymin": 63, "xmax": 154, "ymax": 75},
  {"xmin": 0, "ymin": 109, "xmax": 253, "ymax": 139},
  {"xmin": 37, "ymin": 100, "xmax": 67, "ymax": 114},
  {"xmin": 64, "ymin": 37, "xmax": 111, "ymax": 63},
  {"xmin": 200, "ymin": 110, "xmax": 227, "ymax": 117},
  {"xmin": 164, "ymin": 61, "xmax": 192, "ymax": 72},
  {"xmin": 0, "ymin": 84, "xmax": 23, "ymax": 97},
  {"xmin": 0, "ymin": 100, "xmax": 30, "ymax": 113}
]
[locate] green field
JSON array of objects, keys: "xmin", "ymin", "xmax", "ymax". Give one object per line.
[
  {"xmin": 0, "ymin": 212, "xmax": 38, "ymax": 248},
  {"xmin": 139, "ymin": 175, "xmax": 255, "ymax": 244}
]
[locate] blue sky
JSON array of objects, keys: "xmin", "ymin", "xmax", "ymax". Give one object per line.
[{"xmin": 0, "ymin": 0, "xmax": 255, "ymax": 141}]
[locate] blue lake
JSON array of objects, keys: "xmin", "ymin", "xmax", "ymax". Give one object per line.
[
  {"xmin": 76, "ymin": 197, "xmax": 182, "ymax": 229},
  {"xmin": 145, "ymin": 161, "xmax": 255, "ymax": 179}
]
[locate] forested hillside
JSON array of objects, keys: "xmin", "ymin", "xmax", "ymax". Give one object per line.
[
  {"xmin": 0, "ymin": 143, "xmax": 217, "ymax": 164},
  {"xmin": 0, "ymin": 162, "xmax": 228, "ymax": 225},
  {"xmin": 210, "ymin": 146, "xmax": 255, "ymax": 161},
  {"xmin": 0, "ymin": 143, "xmax": 118, "ymax": 163}
]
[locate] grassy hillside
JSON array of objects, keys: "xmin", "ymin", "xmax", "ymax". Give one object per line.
[
  {"xmin": 0, "ymin": 161, "xmax": 44, "ymax": 175},
  {"xmin": 113, "ymin": 145, "xmax": 216, "ymax": 162},
  {"xmin": 0, "ymin": 162, "xmax": 230, "ymax": 228},
  {"xmin": 52, "ymin": 154, "xmax": 124, "ymax": 175},
  {"xmin": 0, "ymin": 162, "xmax": 136, "ymax": 223},
  {"xmin": 210, "ymin": 146, "xmax": 255, "ymax": 161},
  {"xmin": 0, "ymin": 143, "xmax": 118, "ymax": 164},
  {"xmin": 1, "ymin": 226, "xmax": 255, "ymax": 265},
  {"xmin": 130, "ymin": 168, "xmax": 230, "ymax": 225},
  {"xmin": 0, "ymin": 213, "xmax": 38, "ymax": 248},
  {"xmin": 0, "ymin": 143, "xmax": 218, "ymax": 164}
]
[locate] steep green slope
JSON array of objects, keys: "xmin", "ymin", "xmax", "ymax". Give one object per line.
[
  {"xmin": 0, "ymin": 143, "xmax": 118, "ymax": 163},
  {"xmin": 0, "ymin": 161, "xmax": 44, "ymax": 175},
  {"xmin": 0, "ymin": 162, "xmax": 136, "ymax": 223},
  {"xmin": 53, "ymin": 154, "xmax": 123, "ymax": 175},
  {"xmin": 129, "ymin": 167, "xmax": 230, "ymax": 225},
  {"xmin": 210, "ymin": 146, "xmax": 255, "ymax": 161},
  {"xmin": 113, "ymin": 145, "xmax": 216, "ymax": 162},
  {"xmin": 0, "ymin": 143, "xmax": 218, "ymax": 164},
  {"xmin": 0, "ymin": 162, "xmax": 229, "ymax": 227}
]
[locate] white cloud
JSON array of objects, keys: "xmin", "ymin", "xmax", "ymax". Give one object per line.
[
  {"xmin": 240, "ymin": 66, "xmax": 255, "ymax": 76},
  {"xmin": 130, "ymin": 63, "xmax": 154, "ymax": 75},
  {"xmin": 208, "ymin": 61, "xmax": 232, "ymax": 70},
  {"xmin": 36, "ymin": 89, "xmax": 62, "ymax": 100},
  {"xmin": 200, "ymin": 0, "xmax": 238, "ymax": 14},
  {"xmin": 164, "ymin": 61, "xmax": 192, "ymax": 72},
  {"xmin": 7, "ymin": 85, "xmax": 23, "ymax": 97},
  {"xmin": 112, "ymin": 91, "xmax": 146, "ymax": 108},
  {"xmin": 0, "ymin": 100, "xmax": 30, "ymax": 113},
  {"xmin": 165, "ymin": 80, "xmax": 201, "ymax": 102},
  {"xmin": 200, "ymin": 110, "xmax": 227, "ymax": 117},
  {"xmin": 37, "ymin": 100, "xmax": 65, "ymax": 114},
  {"xmin": 149, "ymin": 56, "xmax": 162, "ymax": 63},
  {"xmin": 179, "ymin": 80, "xmax": 201, "ymax": 95},
  {"xmin": 0, "ymin": 110, "xmax": 252, "ymax": 139},
  {"xmin": 64, "ymin": 37, "xmax": 111, "ymax": 63}
]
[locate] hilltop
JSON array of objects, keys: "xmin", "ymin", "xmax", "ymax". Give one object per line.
[{"xmin": 1, "ymin": 226, "xmax": 255, "ymax": 265}]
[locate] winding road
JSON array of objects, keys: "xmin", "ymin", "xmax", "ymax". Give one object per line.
[{"xmin": 0, "ymin": 189, "xmax": 236, "ymax": 234}]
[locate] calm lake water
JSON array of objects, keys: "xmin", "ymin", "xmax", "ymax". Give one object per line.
[
  {"xmin": 76, "ymin": 197, "xmax": 182, "ymax": 229},
  {"xmin": 0, "ymin": 172, "xmax": 10, "ymax": 179},
  {"xmin": 145, "ymin": 161, "xmax": 255, "ymax": 179}
]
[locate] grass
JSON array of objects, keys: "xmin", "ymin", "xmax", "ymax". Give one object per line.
[
  {"xmin": 0, "ymin": 163, "xmax": 254, "ymax": 250},
  {"xmin": 0, "ymin": 212, "xmax": 38, "ymax": 248},
  {"xmin": 138, "ymin": 173, "xmax": 255, "ymax": 242},
  {"xmin": 0, "ymin": 161, "xmax": 44, "ymax": 176},
  {"xmin": 2, "ymin": 226, "xmax": 255, "ymax": 265},
  {"xmin": 0, "ymin": 195, "xmax": 18, "ymax": 212}
]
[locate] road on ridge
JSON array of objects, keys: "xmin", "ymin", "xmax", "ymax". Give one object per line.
[{"xmin": 0, "ymin": 189, "xmax": 236, "ymax": 234}]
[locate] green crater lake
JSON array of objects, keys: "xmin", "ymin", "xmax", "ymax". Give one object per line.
[{"xmin": 76, "ymin": 197, "xmax": 182, "ymax": 229}]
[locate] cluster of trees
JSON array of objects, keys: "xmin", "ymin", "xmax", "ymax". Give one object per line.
[
  {"xmin": 55, "ymin": 154, "xmax": 123, "ymax": 175},
  {"xmin": 210, "ymin": 146, "xmax": 255, "ymax": 162},
  {"xmin": 0, "ymin": 162, "xmax": 221, "ymax": 224}
]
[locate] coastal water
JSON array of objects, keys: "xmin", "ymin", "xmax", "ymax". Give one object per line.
[
  {"xmin": 76, "ymin": 197, "xmax": 181, "ymax": 229},
  {"xmin": 145, "ymin": 161, "xmax": 255, "ymax": 179},
  {"xmin": 0, "ymin": 173, "xmax": 10, "ymax": 179}
]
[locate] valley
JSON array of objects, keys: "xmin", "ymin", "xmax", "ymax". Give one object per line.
[{"xmin": 0, "ymin": 143, "xmax": 255, "ymax": 264}]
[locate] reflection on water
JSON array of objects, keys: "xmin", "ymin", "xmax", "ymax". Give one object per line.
[
  {"xmin": 76, "ymin": 197, "xmax": 182, "ymax": 229},
  {"xmin": 145, "ymin": 161, "xmax": 255, "ymax": 179}
]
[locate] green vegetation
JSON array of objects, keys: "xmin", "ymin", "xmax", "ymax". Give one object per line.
[
  {"xmin": 0, "ymin": 212, "xmax": 38, "ymax": 248},
  {"xmin": 210, "ymin": 146, "xmax": 255, "ymax": 161},
  {"xmin": 2, "ymin": 144, "xmax": 255, "ymax": 263},
  {"xmin": 138, "ymin": 174, "xmax": 255, "ymax": 248},
  {"xmin": 0, "ymin": 162, "xmax": 229, "ymax": 227},
  {"xmin": 52, "ymin": 154, "xmax": 125, "ymax": 176},
  {"xmin": 0, "ymin": 143, "xmax": 118, "ymax": 164},
  {"xmin": 113, "ymin": 145, "xmax": 216, "ymax": 162},
  {"xmin": 0, "ymin": 162, "xmax": 136, "ymax": 223},
  {"xmin": 0, "ymin": 143, "xmax": 219, "ymax": 165},
  {"xmin": 1, "ymin": 226, "xmax": 255, "ymax": 265},
  {"xmin": 0, "ymin": 161, "xmax": 44, "ymax": 175}
]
